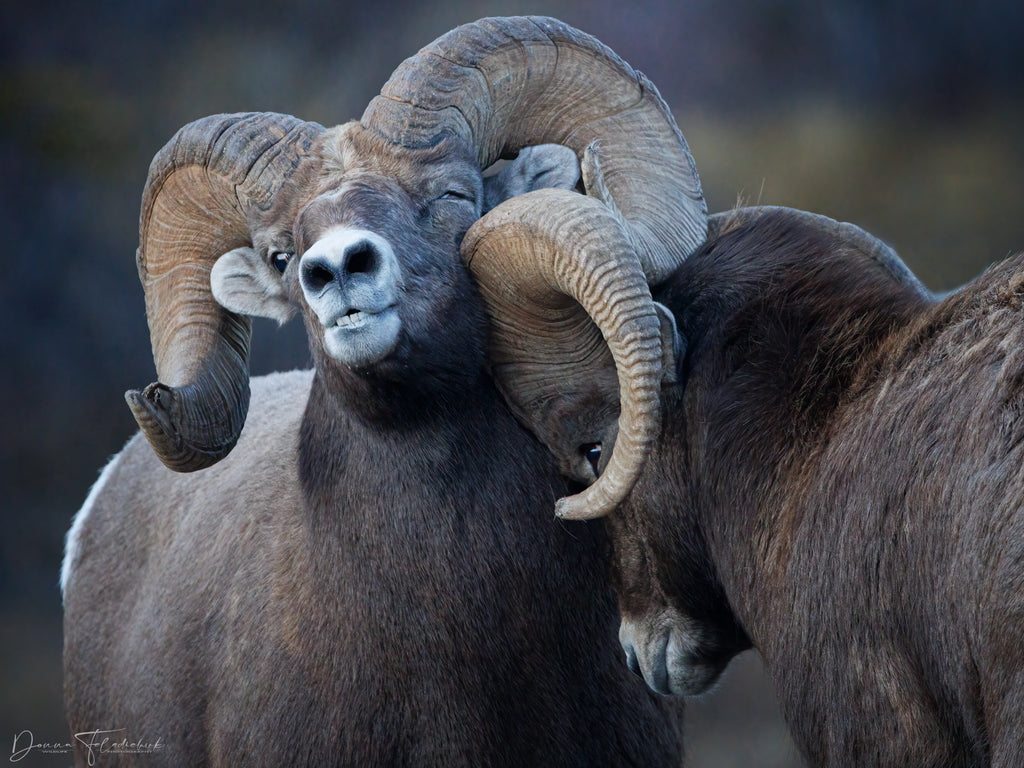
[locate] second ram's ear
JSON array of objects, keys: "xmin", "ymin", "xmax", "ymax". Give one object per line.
[
  {"xmin": 211, "ymin": 247, "xmax": 296, "ymax": 325},
  {"xmin": 483, "ymin": 144, "xmax": 581, "ymax": 211},
  {"xmin": 655, "ymin": 301, "xmax": 684, "ymax": 386}
]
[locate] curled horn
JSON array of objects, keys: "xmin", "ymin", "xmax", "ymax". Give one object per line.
[
  {"xmin": 370, "ymin": 17, "xmax": 707, "ymax": 518},
  {"xmin": 362, "ymin": 15, "xmax": 706, "ymax": 284},
  {"xmin": 463, "ymin": 189, "xmax": 664, "ymax": 520},
  {"xmin": 126, "ymin": 112, "xmax": 323, "ymax": 471}
]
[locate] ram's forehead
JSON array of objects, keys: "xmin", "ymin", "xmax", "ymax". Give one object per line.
[{"xmin": 320, "ymin": 122, "xmax": 477, "ymax": 178}]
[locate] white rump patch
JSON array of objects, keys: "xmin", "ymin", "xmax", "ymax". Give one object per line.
[{"xmin": 60, "ymin": 452, "xmax": 121, "ymax": 599}]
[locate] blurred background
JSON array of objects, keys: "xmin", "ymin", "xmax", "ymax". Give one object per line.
[{"xmin": 2, "ymin": 0, "xmax": 1021, "ymax": 764}]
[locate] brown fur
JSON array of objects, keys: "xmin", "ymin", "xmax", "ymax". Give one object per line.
[{"xmin": 612, "ymin": 206, "xmax": 1024, "ymax": 766}]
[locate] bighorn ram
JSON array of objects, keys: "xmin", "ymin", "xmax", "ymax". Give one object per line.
[
  {"xmin": 466, "ymin": 193, "xmax": 1024, "ymax": 764},
  {"xmin": 61, "ymin": 16, "xmax": 708, "ymax": 767}
]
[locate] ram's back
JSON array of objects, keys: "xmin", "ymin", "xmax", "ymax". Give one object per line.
[{"xmin": 62, "ymin": 370, "xmax": 312, "ymax": 764}]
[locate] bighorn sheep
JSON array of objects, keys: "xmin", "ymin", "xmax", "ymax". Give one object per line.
[
  {"xmin": 61, "ymin": 16, "xmax": 708, "ymax": 767},
  {"xmin": 464, "ymin": 194, "xmax": 1024, "ymax": 765}
]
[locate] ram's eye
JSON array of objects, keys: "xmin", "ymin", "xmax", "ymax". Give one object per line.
[
  {"xmin": 270, "ymin": 251, "xmax": 293, "ymax": 274},
  {"xmin": 439, "ymin": 190, "xmax": 475, "ymax": 203},
  {"xmin": 581, "ymin": 443, "xmax": 603, "ymax": 476}
]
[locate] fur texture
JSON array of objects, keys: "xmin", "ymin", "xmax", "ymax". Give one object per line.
[{"xmin": 612, "ymin": 206, "xmax": 1024, "ymax": 766}]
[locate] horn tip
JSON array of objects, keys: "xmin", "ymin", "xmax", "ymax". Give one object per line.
[
  {"xmin": 124, "ymin": 384, "xmax": 232, "ymax": 473},
  {"xmin": 125, "ymin": 383, "xmax": 170, "ymax": 430},
  {"xmin": 555, "ymin": 492, "xmax": 614, "ymax": 521}
]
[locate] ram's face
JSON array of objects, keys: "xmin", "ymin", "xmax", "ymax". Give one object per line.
[
  {"xmin": 607, "ymin": 471, "xmax": 749, "ymax": 697},
  {"xmin": 212, "ymin": 123, "xmax": 579, "ymax": 378},
  {"xmin": 292, "ymin": 125, "xmax": 484, "ymax": 373}
]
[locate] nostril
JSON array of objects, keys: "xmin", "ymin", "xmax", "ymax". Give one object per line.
[
  {"xmin": 300, "ymin": 233, "xmax": 389, "ymax": 297},
  {"xmin": 303, "ymin": 262, "xmax": 335, "ymax": 293},
  {"xmin": 345, "ymin": 242, "xmax": 376, "ymax": 275}
]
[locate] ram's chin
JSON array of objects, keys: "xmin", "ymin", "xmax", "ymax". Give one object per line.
[
  {"xmin": 664, "ymin": 646, "xmax": 727, "ymax": 696},
  {"xmin": 322, "ymin": 308, "xmax": 401, "ymax": 368}
]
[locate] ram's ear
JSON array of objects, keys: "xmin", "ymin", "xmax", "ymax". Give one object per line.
[
  {"xmin": 483, "ymin": 144, "xmax": 580, "ymax": 211},
  {"xmin": 210, "ymin": 247, "xmax": 296, "ymax": 324},
  {"xmin": 655, "ymin": 302, "xmax": 683, "ymax": 386}
]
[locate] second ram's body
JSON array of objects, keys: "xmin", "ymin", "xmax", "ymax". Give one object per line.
[
  {"xmin": 464, "ymin": 199, "xmax": 1024, "ymax": 765},
  {"xmin": 611, "ymin": 208, "xmax": 1024, "ymax": 766}
]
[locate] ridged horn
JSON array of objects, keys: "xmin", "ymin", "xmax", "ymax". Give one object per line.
[
  {"xmin": 463, "ymin": 189, "xmax": 664, "ymax": 520},
  {"xmin": 362, "ymin": 15, "xmax": 706, "ymax": 284},
  {"xmin": 126, "ymin": 112, "xmax": 323, "ymax": 471}
]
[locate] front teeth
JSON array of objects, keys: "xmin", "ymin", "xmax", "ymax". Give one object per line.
[{"xmin": 335, "ymin": 311, "xmax": 367, "ymax": 329}]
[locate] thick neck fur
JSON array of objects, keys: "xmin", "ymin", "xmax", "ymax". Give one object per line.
[
  {"xmin": 654, "ymin": 208, "xmax": 933, "ymax": 633},
  {"xmin": 310, "ymin": 346, "xmax": 489, "ymax": 430},
  {"xmin": 291, "ymin": 366, "xmax": 687, "ymax": 764},
  {"xmin": 298, "ymin": 364, "xmax": 548, "ymax": 515}
]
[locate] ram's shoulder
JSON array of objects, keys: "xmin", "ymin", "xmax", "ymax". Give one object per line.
[{"xmin": 244, "ymin": 369, "xmax": 315, "ymax": 440}]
